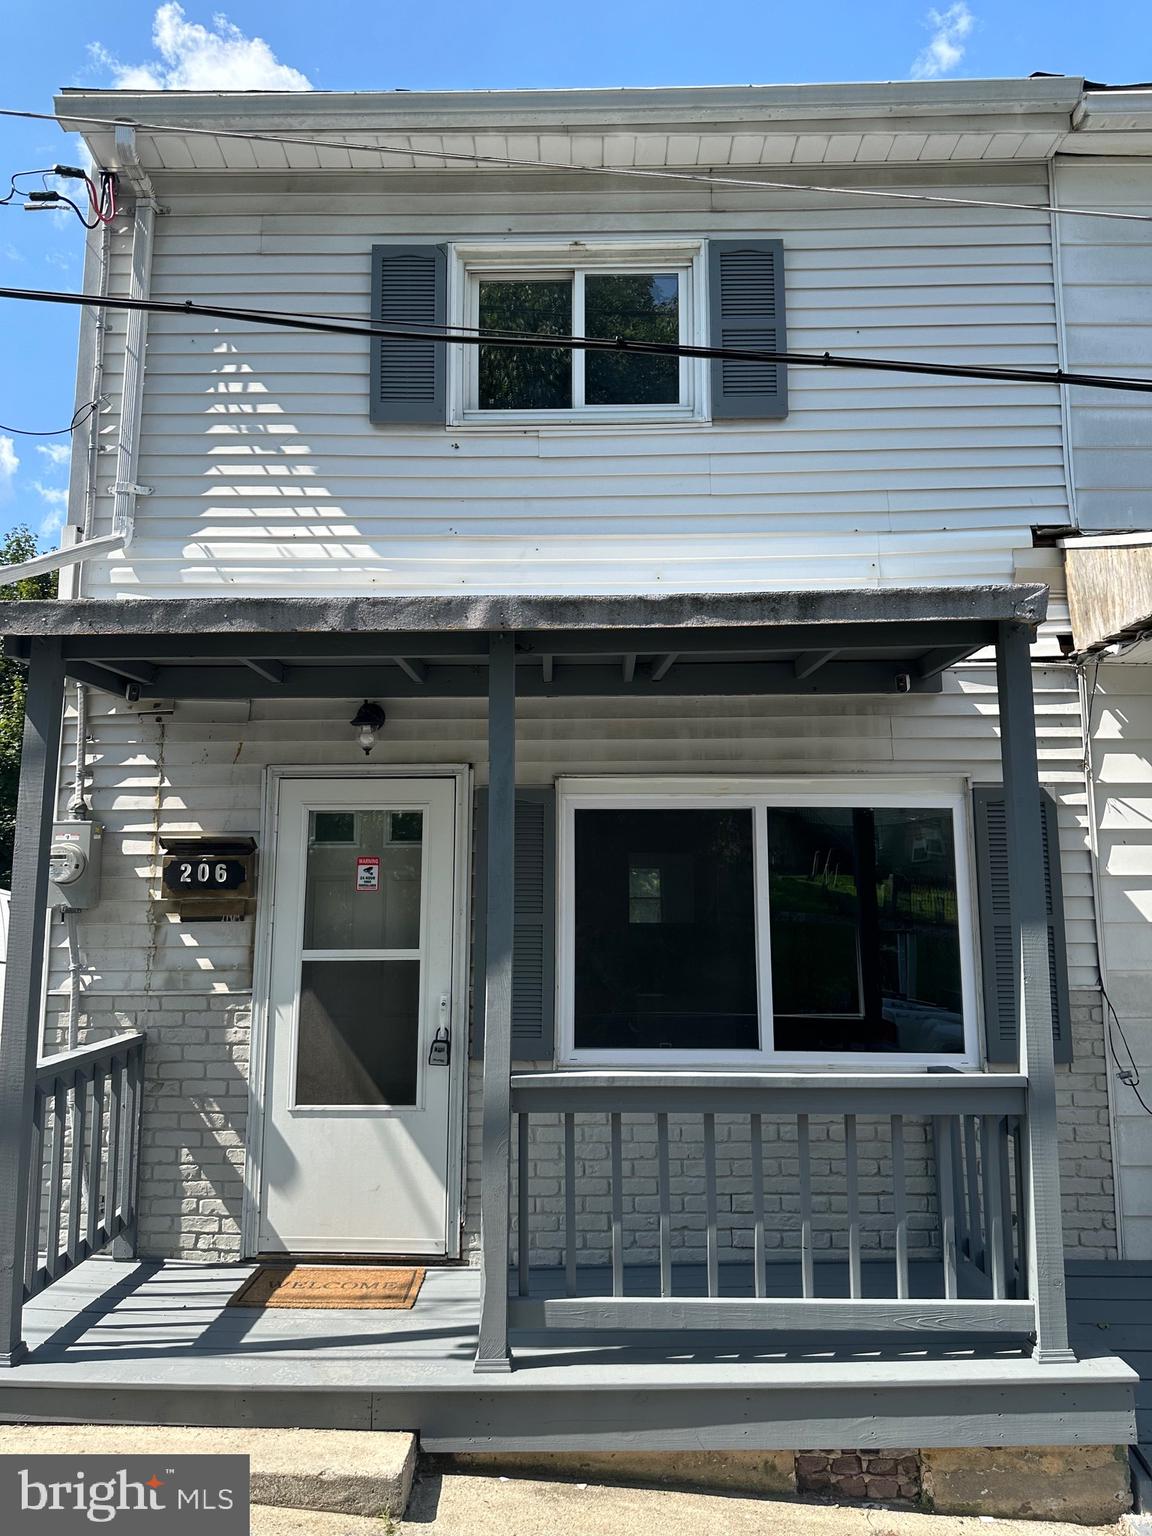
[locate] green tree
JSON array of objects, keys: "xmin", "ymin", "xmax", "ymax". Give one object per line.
[{"xmin": 0, "ymin": 527, "xmax": 58, "ymax": 885}]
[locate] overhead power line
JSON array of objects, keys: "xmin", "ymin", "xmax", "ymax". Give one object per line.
[
  {"xmin": 3, "ymin": 103, "xmax": 1152, "ymax": 225},
  {"xmin": 2, "ymin": 282, "xmax": 1152, "ymax": 394},
  {"xmin": 0, "ymin": 399, "xmax": 102, "ymax": 437}
]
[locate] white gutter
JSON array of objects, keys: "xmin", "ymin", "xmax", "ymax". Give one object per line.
[{"xmin": 0, "ymin": 127, "xmax": 155, "ymax": 588}]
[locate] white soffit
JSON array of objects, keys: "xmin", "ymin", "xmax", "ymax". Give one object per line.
[{"xmin": 55, "ymin": 78, "xmax": 1087, "ymax": 175}]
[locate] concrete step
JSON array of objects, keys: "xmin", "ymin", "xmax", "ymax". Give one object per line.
[{"xmin": 0, "ymin": 1425, "xmax": 416, "ymax": 1519}]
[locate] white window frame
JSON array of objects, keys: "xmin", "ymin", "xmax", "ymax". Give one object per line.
[
  {"xmin": 448, "ymin": 241, "xmax": 709, "ymax": 427},
  {"xmin": 556, "ymin": 775, "xmax": 982, "ymax": 1072}
]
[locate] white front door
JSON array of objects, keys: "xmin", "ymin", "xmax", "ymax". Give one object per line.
[{"xmin": 258, "ymin": 776, "xmax": 461, "ymax": 1255}]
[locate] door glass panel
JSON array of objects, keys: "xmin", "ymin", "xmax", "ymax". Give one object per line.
[
  {"xmin": 303, "ymin": 810, "xmax": 423, "ymax": 950},
  {"xmin": 296, "ymin": 959, "xmax": 420, "ymax": 1106}
]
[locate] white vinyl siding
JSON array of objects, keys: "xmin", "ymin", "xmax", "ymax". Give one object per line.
[
  {"xmin": 77, "ymin": 164, "xmax": 1067, "ymax": 597},
  {"xmin": 1055, "ymin": 157, "xmax": 1152, "ymax": 532},
  {"xmin": 1087, "ymin": 663, "xmax": 1152, "ymax": 1257}
]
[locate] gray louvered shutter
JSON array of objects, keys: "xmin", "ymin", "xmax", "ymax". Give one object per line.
[
  {"xmin": 471, "ymin": 787, "xmax": 556, "ymax": 1062},
  {"xmin": 973, "ymin": 785, "xmax": 1072, "ymax": 1064},
  {"xmin": 708, "ymin": 239, "xmax": 788, "ymax": 419},
  {"xmin": 369, "ymin": 244, "xmax": 447, "ymax": 424}
]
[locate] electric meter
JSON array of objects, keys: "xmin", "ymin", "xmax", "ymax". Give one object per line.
[{"xmin": 47, "ymin": 821, "xmax": 103, "ymax": 908}]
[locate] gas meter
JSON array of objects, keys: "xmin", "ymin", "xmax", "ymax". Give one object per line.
[{"xmin": 47, "ymin": 821, "xmax": 103, "ymax": 908}]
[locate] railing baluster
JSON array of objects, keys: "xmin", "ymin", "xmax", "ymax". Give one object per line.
[
  {"xmin": 517, "ymin": 1111, "xmax": 529, "ymax": 1298},
  {"xmin": 963, "ymin": 1114, "xmax": 984, "ymax": 1274},
  {"xmin": 935, "ymin": 1115, "xmax": 958, "ymax": 1300},
  {"xmin": 1011, "ymin": 1116, "xmax": 1028, "ymax": 1298},
  {"xmin": 751, "ymin": 1114, "xmax": 765, "ymax": 1298},
  {"xmin": 657, "ymin": 1112, "xmax": 671, "ymax": 1298},
  {"xmin": 891, "ymin": 1113, "xmax": 908, "ymax": 1300},
  {"xmin": 798, "ymin": 1113, "xmax": 814, "ymax": 1298},
  {"xmin": 121, "ymin": 1047, "xmax": 143, "ymax": 1249},
  {"xmin": 982, "ymin": 1114, "xmax": 1007, "ymax": 1300},
  {"xmin": 610, "ymin": 1112, "xmax": 624, "ymax": 1297},
  {"xmin": 704, "ymin": 1113, "xmax": 718, "ymax": 1298},
  {"xmin": 85, "ymin": 1064, "xmax": 105, "ymax": 1253},
  {"xmin": 998, "ymin": 1114, "xmax": 1016, "ymax": 1296},
  {"xmin": 845, "ymin": 1113, "xmax": 861, "ymax": 1298},
  {"xmin": 45, "ymin": 1077, "xmax": 67, "ymax": 1276},
  {"xmin": 105, "ymin": 1055, "xmax": 123, "ymax": 1239},
  {"xmin": 24, "ymin": 1086, "xmax": 45, "ymax": 1296},
  {"xmin": 65, "ymin": 1069, "xmax": 87, "ymax": 1269},
  {"xmin": 564, "ymin": 1113, "xmax": 577, "ymax": 1297}
]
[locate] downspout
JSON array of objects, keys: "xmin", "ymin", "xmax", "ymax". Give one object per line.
[{"xmin": 0, "ymin": 126, "xmax": 156, "ymax": 585}]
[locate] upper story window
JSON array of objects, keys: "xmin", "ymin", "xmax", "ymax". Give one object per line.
[
  {"xmin": 456, "ymin": 245, "xmax": 704, "ymax": 424},
  {"xmin": 369, "ymin": 239, "xmax": 788, "ymax": 428}
]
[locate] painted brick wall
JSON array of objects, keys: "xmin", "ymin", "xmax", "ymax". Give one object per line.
[
  {"xmin": 44, "ymin": 993, "xmax": 251, "ymax": 1261},
  {"xmin": 1058, "ymin": 992, "xmax": 1119, "ymax": 1261}
]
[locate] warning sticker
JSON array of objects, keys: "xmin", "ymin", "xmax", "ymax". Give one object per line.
[{"xmin": 355, "ymin": 855, "xmax": 381, "ymax": 892}]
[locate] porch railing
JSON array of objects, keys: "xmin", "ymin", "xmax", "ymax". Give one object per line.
[
  {"xmin": 25, "ymin": 1031, "xmax": 145, "ymax": 1300},
  {"xmin": 509, "ymin": 1072, "xmax": 1033, "ymax": 1335}
]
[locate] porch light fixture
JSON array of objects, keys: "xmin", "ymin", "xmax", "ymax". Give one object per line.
[{"xmin": 350, "ymin": 700, "xmax": 387, "ymax": 756}]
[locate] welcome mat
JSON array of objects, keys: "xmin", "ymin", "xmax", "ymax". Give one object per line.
[{"xmin": 228, "ymin": 1264, "xmax": 425, "ymax": 1310}]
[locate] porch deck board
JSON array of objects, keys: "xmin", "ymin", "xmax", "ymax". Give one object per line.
[{"xmin": 0, "ymin": 1258, "xmax": 1137, "ymax": 1453}]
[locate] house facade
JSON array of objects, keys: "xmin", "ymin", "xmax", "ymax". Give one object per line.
[{"xmin": 0, "ymin": 76, "xmax": 1149, "ymax": 1476}]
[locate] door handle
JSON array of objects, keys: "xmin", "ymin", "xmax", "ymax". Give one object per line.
[{"xmin": 429, "ymin": 992, "xmax": 451, "ymax": 1066}]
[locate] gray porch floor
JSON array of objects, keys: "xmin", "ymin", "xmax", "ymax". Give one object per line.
[{"xmin": 0, "ymin": 1258, "xmax": 1138, "ymax": 1453}]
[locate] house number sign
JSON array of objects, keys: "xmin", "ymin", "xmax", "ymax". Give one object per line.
[{"xmin": 163, "ymin": 856, "xmax": 249, "ymax": 893}]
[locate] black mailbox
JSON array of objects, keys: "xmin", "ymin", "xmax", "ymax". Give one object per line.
[{"xmin": 159, "ymin": 835, "xmax": 257, "ymax": 916}]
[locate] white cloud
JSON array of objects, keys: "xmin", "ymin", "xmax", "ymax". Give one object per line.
[
  {"xmin": 911, "ymin": 3, "xmax": 975, "ymax": 80},
  {"xmin": 0, "ymin": 436, "xmax": 18, "ymax": 495},
  {"xmin": 36, "ymin": 443, "xmax": 72, "ymax": 468},
  {"xmin": 92, "ymin": 4, "xmax": 312, "ymax": 91},
  {"xmin": 32, "ymin": 482, "xmax": 69, "ymax": 537}
]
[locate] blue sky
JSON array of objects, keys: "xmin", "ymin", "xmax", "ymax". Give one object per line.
[{"xmin": 0, "ymin": 0, "xmax": 1148, "ymax": 544}]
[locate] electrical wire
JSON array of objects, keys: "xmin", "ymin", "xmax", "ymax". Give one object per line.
[
  {"xmin": 0, "ymin": 399, "xmax": 102, "ymax": 437},
  {"xmin": 1, "ymin": 163, "xmax": 118, "ymax": 227},
  {"xmin": 3, "ymin": 282, "xmax": 1152, "ymax": 396},
  {"xmin": 4, "ymin": 102, "xmax": 1152, "ymax": 226}
]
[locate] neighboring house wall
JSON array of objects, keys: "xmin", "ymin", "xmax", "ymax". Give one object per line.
[
  {"xmin": 76, "ymin": 163, "xmax": 1068, "ymax": 598},
  {"xmin": 1086, "ymin": 661, "xmax": 1152, "ymax": 1258},
  {"xmin": 1055, "ymin": 157, "xmax": 1152, "ymax": 533},
  {"xmin": 41, "ymin": 664, "xmax": 1117, "ymax": 1262}
]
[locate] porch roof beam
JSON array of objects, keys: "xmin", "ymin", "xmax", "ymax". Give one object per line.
[
  {"xmin": 47, "ymin": 617, "xmax": 1002, "ymax": 665},
  {"xmin": 394, "ymin": 658, "xmax": 427, "ymax": 685},
  {"xmin": 917, "ymin": 645, "xmax": 978, "ymax": 679},
  {"xmin": 243, "ymin": 658, "xmax": 285, "ymax": 684},
  {"xmin": 794, "ymin": 649, "xmax": 839, "ymax": 678},
  {"xmin": 54, "ymin": 660, "xmax": 945, "ymax": 701},
  {"xmin": 650, "ymin": 653, "xmax": 677, "ymax": 681}
]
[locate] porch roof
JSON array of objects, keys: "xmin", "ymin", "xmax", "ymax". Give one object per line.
[{"xmin": 0, "ymin": 585, "xmax": 1046, "ymax": 701}]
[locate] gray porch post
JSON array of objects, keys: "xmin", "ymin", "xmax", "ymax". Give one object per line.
[
  {"xmin": 0, "ymin": 638, "xmax": 65, "ymax": 1366},
  {"xmin": 475, "ymin": 632, "xmax": 516, "ymax": 1372},
  {"xmin": 996, "ymin": 620, "xmax": 1074, "ymax": 1364}
]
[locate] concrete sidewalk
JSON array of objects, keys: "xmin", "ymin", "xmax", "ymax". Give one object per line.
[{"xmin": 252, "ymin": 1471, "xmax": 1134, "ymax": 1536}]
